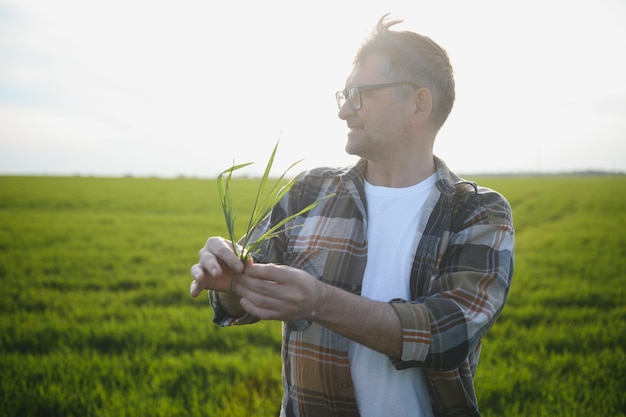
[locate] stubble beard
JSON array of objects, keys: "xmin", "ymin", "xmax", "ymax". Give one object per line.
[
  {"xmin": 345, "ymin": 129, "xmax": 373, "ymax": 159},
  {"xmin": 345, "ymin": 128, "xmax": 394, "ymax": 162}
]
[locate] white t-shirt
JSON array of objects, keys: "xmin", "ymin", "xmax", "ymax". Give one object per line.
[{"xmin": 349, "ymin": 174, "xmax": 436, "ymax": 417}]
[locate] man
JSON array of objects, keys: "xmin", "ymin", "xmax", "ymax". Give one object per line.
[{"xmin": 190, "ymin": 14, "xmax": 514, "ymax": 417}]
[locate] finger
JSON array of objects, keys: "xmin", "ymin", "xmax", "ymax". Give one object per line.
[
  {"xmin": 204, "ymin": 237, "xmax": 244, "ymax": 274},
  {"xmin": 237, "ymin": 285, "xmax": 302, "ymax": 322},
  {"xmin": 189, "ymin": 280, "xmax": 201, "ymax": 298},
  {"xmin": 236, "ymin": 273, "xmax": 279, "ymax": 298},
  {"xmin": 239, "ymin": 297, "xmax": 282, "ymax": 320},
  {"xmin": 244, "ymin": 263, "xmax": 290, "ymax": 283},
  {"xmin": 198, "ymin": 248, "xmax": 222, "ymax": 278},
  {"xmin": 189, "ymin": 263, "xmax": 208, "ymax": 298},
  {"xmin": 234, "ymin": 277, "xmax": 284, "ymax": 318}
]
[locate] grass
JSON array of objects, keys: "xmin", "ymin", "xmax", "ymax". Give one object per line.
[
  {"xmin": 0, "ymin": 174, "xmax": 624, "ymax": 416},
  {"xmin": 470, "ymin": 175, "xmax": 625, "ymax": 416},
  {"xmin": 216, "ymin": 142, "xmax": 331, "ymax": 263}
]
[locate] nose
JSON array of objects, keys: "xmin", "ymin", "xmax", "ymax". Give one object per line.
[{"xmin": 338, "ymin": 100, "xmax": 355, "ymax": 121}]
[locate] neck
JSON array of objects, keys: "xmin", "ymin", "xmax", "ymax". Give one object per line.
[{"xmin": 364, "ymin": 153, "xmax": 436, "ymax": 188}]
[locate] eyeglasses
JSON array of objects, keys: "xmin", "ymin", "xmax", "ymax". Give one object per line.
[{"xmin": 335, "ymin": 82, "xmax": 419, "ymax": 110}]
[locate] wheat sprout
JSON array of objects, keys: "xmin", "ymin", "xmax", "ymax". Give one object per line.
[{"xmin": 217, "ymin": 142, "xmax": 332, "ymax": 267}]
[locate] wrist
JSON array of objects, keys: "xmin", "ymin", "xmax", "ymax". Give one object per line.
[{"xmin": 309, "ymin": 280, "xmax": 334, "ymax": 322}]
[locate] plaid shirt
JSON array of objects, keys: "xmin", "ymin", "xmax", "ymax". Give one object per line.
[{"xmin": 211, "ymin": 157, "xmax": 515, "ymax": 417}]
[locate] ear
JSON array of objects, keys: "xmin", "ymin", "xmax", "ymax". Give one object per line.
[{"xmin": 409, "ymin": 87, "xmax": 433, "ymax": 127}]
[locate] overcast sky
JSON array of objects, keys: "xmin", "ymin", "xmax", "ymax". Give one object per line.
[{"xmin": 1, "ymin": 0, "xmax": 625, "ymax": 177}]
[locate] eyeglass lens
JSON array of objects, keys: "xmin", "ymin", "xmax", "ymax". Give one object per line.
[
  {"xmin": 348, "ymin": 88, "xmax": 360, "ymax": 110},
  {"xmin": 336, "ymin": 88, "xmax": 362, "ymax": 110},
  {"xmin": 336, "ymin": 91, "xmax": 346, "ymax": 109}
]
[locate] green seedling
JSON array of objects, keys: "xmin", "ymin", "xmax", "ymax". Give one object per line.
[{"xmin": 217, "ymin": 141, "xmax": 332, "ymax": 266}]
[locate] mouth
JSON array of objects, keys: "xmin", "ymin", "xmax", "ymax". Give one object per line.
[{"xmin": 347, "ymin": 122, "xmax": 364, "ymax": 131}]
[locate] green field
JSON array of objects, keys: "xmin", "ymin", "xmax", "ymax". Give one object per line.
[{"xmin": 0, "ymin": 175, "xmax": 624, "ymax": 416}]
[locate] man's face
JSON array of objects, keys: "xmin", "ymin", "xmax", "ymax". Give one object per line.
[{"xmin": 338, "ymin": 55, "xmax": 413, "ymax": 162}]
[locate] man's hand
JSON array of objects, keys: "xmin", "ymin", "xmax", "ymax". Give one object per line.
[
  {"xmin": 190, "ymin": 240, "xmax": 402, "ymax": 358},
  {"xmin": 235, "ymin": 262, "xmax": 403, "ymax": 357},
  {"xmin": 189, "ymin": 237, "xmax": 245, "ymax": 297},
  {"xmin": 233, "ymin": 263, "xmax": 326, "ymax": 322}
]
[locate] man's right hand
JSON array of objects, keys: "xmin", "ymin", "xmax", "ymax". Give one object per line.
[{"xmin": 189, "ymin": 236, "xmax": 245, "ymax": 297}]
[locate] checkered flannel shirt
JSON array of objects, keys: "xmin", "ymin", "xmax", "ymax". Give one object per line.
[{"xmin": 211, "ymin": 157, "xmax": 515, "ymax": 417}]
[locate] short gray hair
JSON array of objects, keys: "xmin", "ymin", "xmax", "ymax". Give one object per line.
[{"xmin": 355, "ymin": 14, "xmax": 456, "ymax": 131}]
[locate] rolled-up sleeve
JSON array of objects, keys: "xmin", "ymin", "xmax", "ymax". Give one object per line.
[{"xmin": 389, "ymin": 300, "xmax": 431, "ymax": 367}]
